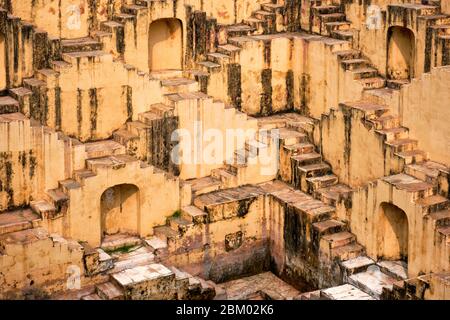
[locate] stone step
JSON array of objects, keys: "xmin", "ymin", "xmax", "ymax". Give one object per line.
[
  {"xmin": 58, "ymin": 179, "xmax": 81, "ymax": 194},
  {"xmin": 217, "ymin": 44, "xmax": 241, "ymax": 59},
  {"xmin": 121, "ymin": 4, "xmax": 147, "ymax": 15},
  {"xmin": 291, "ymin": 152, "xmax": 322, "ymax": 167},
  {"xmin": 101, "ymin": 234, "xmax": 142, "ymax": 252},
  {"xmin": 377, "ymin": 260, "xmax": 408, "ymax": 281},
  {"xmin": 61, "ymin": 50, "xmax": 112, "ymax": 66},
  {"xmin": 149, "ymin": 103, "xmax": 175, "ymax": 118},
  {"xmin": 81, "ymin": 293, "xmax": 103, "ymax": 300},
  {"xmin": 312, "ymin": 219, "xmax": 346, "ymax": 237},
  {"xmin": 86, "ymin": 154, "xmax": 139, "ymax": 172},
  {"xmin": 186, "ymin": 176, "xmax": 222, "ymax": 197},
  {"xmin": 0, "ymin": 227, "xmax": 50, "ymax": 255},
  {"xmin": 245, "ymin": 139, "xmax": 269, "ymax": 155},
  {"xmin": 315, "ymin": 184, "xmax": 353, "ymax": 207},
  {"xmin": 111, "ymin": 264, "xmax": 174, "ymax": 299},
  {"xmin": 405, "ymin": 161, "xmax": 448, "ymax": 184},
  {"xmin": 45, "ymin": 188, "xmax": 69, "ymax": 216},
  {"xmin": 320, "ymin": 284, "xmax": 375, "ymax": 300},
  {"xmin": 369, "ymin": 115, "xmax": 400, "ymax": 130},
  {"xmin": 197, "ymin": 60, "xmax": 221, "ymax": 72},
  {"xmin": 298, "ymin": 162, "xmax": 332, "ymax": 178},
  {"xmin": 331, "ymin": 30, "xmax": 355, "ymax": 43},
  {"xmin": 427, "ymin": 209, "xmax": 450, "ymax": 228},
  {"xmin": 340, "ymin": 256, "xmax": 375, "ymax": 277},
  {"xmin": 261, "ymin": 3, "xmax": 285, "ymax": 13},
  {"xmin": 224, "ymin": 24, "xmax": 255, "ymax": 38},
  {"xmin": 0, "ymin": 96, "xmax": 20, "ymax": 114},
  {"xmin": 253, "ymin": 10, "xmax": 275, "ymax": 21},
  {"xmin": 306, "ymin": 174, "xmax": 339, "ymax": 192},
  {"xmin": 181, "ymin": 206, "xmax": 208, "ymax": 225},
  {"xmin": 388, "ymin": 4, "xmax": 439, "ymax": 17},
  {"xmin": 358, "ymin": 77, "xmax": 386, "ymax": 90},
  {"xmin": 149, "ymin": 69, "xmax": 183, "ymax": 80},
  {"xmin": 145, "ymin": 236, "xmax": 168, "ymax": 259},
  {"xmin": 340, "ymin": 100, "xmax": 390, "ymax": 119},
  {"xmin": 348, "ymin": 265, "xmax": 398, "ymax": 299},
  {"xmin": 153, "ymin": 225, "xmax": 179, "ymax": 242},
  {"xmin": 61, "ymin": 37, "xmax": 103, "ymax": 53},
  {"xmin": 84, "ymin": 140, "xmax": 126, "ymax": 159},
  {"xmin": 332, "ymin": 243, "xmax": 365, "ymax": 261},
  {"xmin": 164, "ymin": 91, "xmax": 210, "ymax": 107},
  {"xmin": 96, "ymin": 281, "xmax": 124, "ymax": 300},
  {"xmin": 168, "ymin": 217, "xmax": 193, "ymax": 234},
  {"xmin": 113, "ymin": 128, "xmax": 139, "ymax": 145},
  {"xmin": 325, "ymin": 21, "xmax": 351, "ymax": 33},
  {"xmin": 283, "ymin": 143, "xmax": 315, "ymax": 156},
  {"xmin": 160, "ymin": 78, "xmax": 199, "ymax": 94},
  {"xmin": 110, "ymin": 249, "xmax": 156, "ymax": 274},
  {"xmin": 341, "ymin": 58, "xmax": 369, "ymax": 71},
  {"xmin": 113, "ymin": 13, "xmax": 136, "ymax": 24},
  {"xmin": 375, "ymin": 127, "xmax": 409, "ymax": 142},
  {"xmin": 382, "ymin": 174, "xmax": 435, "ymax": 199},
  {"xmin": 416, "ymin": 195, "xmax": 450, "ymax": 214},
  {"xmin": 30, "ymin": 200, "xmax": 56, "ymax": 219},
  {"xmin": 351, "ymin": 67, "xmax": 379, "ymax": 80},
  {"xmin": 386, "ymin": 79, "xmax": 410, "ymax": 90},
  {"xmin": 276, "ymin": 128, "xmax": 309, "ymax": 145},
  {"xmin": 312, "ymin": 5, "xmax": 341, "ymax": 15},
  {"xmin": 334, "ymin": 49, "xmax": 361, "ymax": 61},
  {"xmin": 321, "ymin": 231, "xmax": 356, "ymax": 249},
  {"xmin": 395, "ymin": 150, "xmax": 428, "ymax": 165},
  {"xmin": 385, "ymin": 138, "xmax": 419, "ymax": 153},
  {"xmin": 73, "ymin": 168, "xmax": 97, "ymax": 185},
  {"xmin": 207, "ymin": 52, "xmax": 231, "ymax": 64},
  {"xmin": 0, "ymin": 209, "xmax": 41, "ymax": 235}
]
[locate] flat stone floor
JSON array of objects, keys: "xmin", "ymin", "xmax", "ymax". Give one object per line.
[{"xmin": 219, "ymin": 272, "xmax": 300, "ymax": 300}]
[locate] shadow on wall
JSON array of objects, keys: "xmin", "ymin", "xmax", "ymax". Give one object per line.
[
  {"xmin": 387, "ymin": 26, "xmax": 415, "ymax": 80},
  {"xmin": 101, "ymin": 183, "xmax": 140, "ymax": 239},
  {"xmin": 149, "ymin": 18, "xmax": 183, "ymax": 71},
  {"xmin": 377, "ymin": 202, "xmax": 409, "ymax": 264}
]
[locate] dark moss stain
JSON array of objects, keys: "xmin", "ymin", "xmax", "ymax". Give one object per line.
[
  {"xmin": 184, "ymin": 5, "xmax": 194, "ymax": 68},
  {"xmin": 147, "ymin": 115, "xmax": 180, "ymax": 176},
  {"xmin": 77, "ymin": 89, "xmax": 83, "ymax": 137},
  {"xmin": 193, "ymin": 11, "xmax": 207, "ymax": 62},
  {"xmin": 424, "ymin": 27, "xmax": 433, "ymax": 73},
  {"xmin": 227, "ymin": 63, "xmax": 241, "ymax": 110},
  {"xmin": 263, "ymin": 40, "xmax": 271, "ymax": 67},
  {"xmin": 285, "ymin": 0, "xmax": 301, "ymax": 32},
  {"xmin": 29, "ymin": 150, "xmax": 36, "ymax": 179},
  {"xmin": 19, "ymin": 151, "xmax": 27, "ymax": 169},
  {"xmin": 286, "ymin": 70, "xmax": 294, "ymax": 111},
  {"xmin": 443, "ymin": 38, "xmax": 450, "ymax": 66},
  {"xmin": 55, "ymin": 87, "xmax": 61, "ymax": 130},
  {"xmin": 89, "ymin": 88, "xmax": 98, "ymax": 138},
  {"xmin": 173, "ymin": 0, "xmax": 177, "ymax": 18},
  {"xmin": 116, "ymin": 25, "xmax": 125, "ymax": 55},
  {"xmin": 196, "ymin": 73, "xmax": 209, "ymax": 94},
  {"xmin": 0, "ymin": 152, "xmax": 14, "ymax": 209},
  {"xmin": 342, "ymin": 107, "xmax": 352, "ymax": 181},
  {"xmin": 237, "ymin": 198, "xmax": 256, "ymax": 218},
  {"xmin": 260, "ymin": 69, "xmax": 272, "ymax": 116},
  {"xmin": 32, "ymin": 30, "xmax": 49, "ymax": 70},
  {"xmin": 300, "ymin": 73, "xmax": 311, "ymax": 116},
  {"xmin": 87, "ymin": 0, "xmax": 98, "ymax": 34},
  {"xmin": 12, "ymin": 18, "xmax": 19, "ymax": 74},
  {"xmin": 225, "ymin": 231, "xmax": 243, "ymax": 252},
  {"xmin": 125, "ymin": 86, "xmax": 133, "ymax": 122}
]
